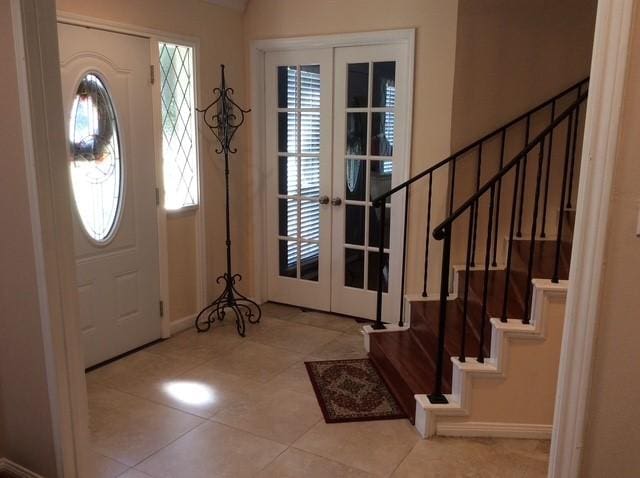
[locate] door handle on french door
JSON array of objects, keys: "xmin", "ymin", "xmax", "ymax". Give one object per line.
[
  {"xmin": 318, "ymin": 195, "xmax": 330, "ymax": 205},
  {"xmin": 331, "ymin": 197, "xmax": 343, "ymax": 206}
]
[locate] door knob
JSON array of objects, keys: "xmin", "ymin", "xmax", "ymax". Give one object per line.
[
  {"xmin": 331, "ymin": 197, "xmax": 343, "ymax": 206},
  {"xmin": 318, "ymin": 195, "xmax": 330, "ymax": 205}
]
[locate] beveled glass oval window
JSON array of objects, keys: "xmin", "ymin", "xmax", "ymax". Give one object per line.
[{"xmin": 69, "ymin": 73, "xmax": 123, "ymax": 243}]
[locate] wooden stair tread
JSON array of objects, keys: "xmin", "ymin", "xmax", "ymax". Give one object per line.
[
  {"xmin": 369, "ymin": 330, "xmax": 450, "ymax": 422},
  {"xmin": 370, "ymin": 331, "xmax": 440, "ymax": 393}
]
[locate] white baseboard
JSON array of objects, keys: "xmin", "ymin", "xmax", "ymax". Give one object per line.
[
  {"xmin": 0, "ymin": 458, "xmax": 43, "ymax": 478},
  {"xmin": 169, "ymin": 314, "xmax": 196, "ymax": 335},
  {"xmin": 437, "ymin": 421, "xmax": 553, "ymax": 439}
]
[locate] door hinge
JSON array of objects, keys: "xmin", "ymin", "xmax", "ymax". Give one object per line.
[
  {"xmin": 155, "ymin": 187, "xmax": 161, "ymax": 206},
  {"xmin": 159, "ymin": 300, "xmax": 164, "ymax": 317},
  {"xmin": 150, "ymin": 65, "xmax": 155, "ymax": 85}
]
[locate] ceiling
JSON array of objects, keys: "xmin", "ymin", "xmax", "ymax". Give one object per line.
[{"xmin": 203, "ymin": 0, "xmax": 248, "ymax": 12}]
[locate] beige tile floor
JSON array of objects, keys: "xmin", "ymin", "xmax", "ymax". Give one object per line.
[{"xmin": 86, "ymin": 303, "xmax": 550, "ymax": 478}]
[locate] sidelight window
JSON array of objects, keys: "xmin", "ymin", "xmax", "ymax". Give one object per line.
[{"xmin": 159, "ymin": 42, "xmax": 199, "ymax": 211}]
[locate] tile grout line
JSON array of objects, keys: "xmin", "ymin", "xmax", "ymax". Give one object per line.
[
  {"xmin": 288, "ymin": 445, "xmax": 377, "ymax": 476},
  {"xmin": 129, "ymin": 420, "xmax": 212, "ymax": 471}
]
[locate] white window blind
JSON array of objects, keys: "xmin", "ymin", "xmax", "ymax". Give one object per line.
[{"xmin": 284, "ymin": 66, "xmax": 321, "ymax": 266}]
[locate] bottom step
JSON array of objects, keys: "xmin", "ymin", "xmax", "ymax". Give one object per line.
[{"xmin": 369, "ymin": 330, "xmax": 449, "ymax": 423}]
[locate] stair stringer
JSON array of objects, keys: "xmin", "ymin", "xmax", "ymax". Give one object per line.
[{"xmin": 414, "ymin": 278, "xmax": 568, "ymax": 439}]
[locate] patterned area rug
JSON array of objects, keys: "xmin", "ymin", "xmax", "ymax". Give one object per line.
[{"xmin": 305, "ymin": 359, "xmax": 406, "ymax": 423}]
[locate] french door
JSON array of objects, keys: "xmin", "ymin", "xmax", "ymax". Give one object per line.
[{"xmin": 265, "ymin": 43, "xmax": 410, "ymax": 321}]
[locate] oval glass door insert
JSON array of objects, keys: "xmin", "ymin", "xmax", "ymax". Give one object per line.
[{"xmin": 69, "ymin": 73, "xmax": 123, "ymax": 243}]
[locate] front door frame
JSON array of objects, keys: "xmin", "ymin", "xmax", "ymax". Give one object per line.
[
  {"xmin": 56, "ymin": 11, "xmax": 209, "ymax": 338},
  {"xmin": 249, "ymin": 29, "xmax": 416, "ymax": 310}
]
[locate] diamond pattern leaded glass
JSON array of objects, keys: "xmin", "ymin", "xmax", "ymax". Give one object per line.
[{"xmin": 159, "ymin": 42, "xmax": 198, "ymax": 210}]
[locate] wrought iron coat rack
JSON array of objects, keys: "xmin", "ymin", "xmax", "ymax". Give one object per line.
[{"xmin": 194, "ymin": 64, "xmax": 261, "ymax": 336}]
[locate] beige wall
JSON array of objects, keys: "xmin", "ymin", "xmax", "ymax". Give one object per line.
[
  {"xmin": 56, "ymin": 0, "xmax": 249, "ymax": 318},
  {"xmin": 448, "ymin": 0, "xmax": 596, "ymax": 269},
  {"xmin": 443, "ymin": 290, "xmax": 565, "ymax": 429},
  {"xmin": 580, "ymin": 5, "xmax": 640, "ymax": 476},
  {"xmin": 452, "ymin": 0, "xmax": 597, "ymax": 149},
  {"xmin": 0, "ymin": 1, "xmax": 59, "ymax": 474},
  {"xmin": 167, "ymin": 212, "xmax": 198, "ymax": 319},
  {"xmin": 243, "ymin": 0, "xmax": 460, "ymax": 296}
]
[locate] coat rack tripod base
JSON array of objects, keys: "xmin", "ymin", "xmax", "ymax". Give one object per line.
[
  {"xmin": 195, "ymin": 272, "xmax": 260, "ymax": 337},
  {"xmin": 194, "ymin": 64, "xmax": 261, "ymax": 337}
]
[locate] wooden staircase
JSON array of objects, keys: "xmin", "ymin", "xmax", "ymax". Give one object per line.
[
  {"xmin": 365, "ymin": 78, "xmax": 587, "ymax": 436},
  {"xmin": 369, "ymin": 219, "xmax": 574, "ymax": 423}
]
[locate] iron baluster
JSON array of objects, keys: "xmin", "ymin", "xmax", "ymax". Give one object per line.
[
  {"xmin": 471, "ymin": 144, "xmax": 483, "ymax": 266},
  {"xmin": 567, "ymin": 98, "xmax": 582, "ymax": 209},
  {"xmin": 523, "ymin": 138, "xmax": 547, "ymax": 323},
  {"xmin": 422, "ymin": 172, "xmax": 433, "ymax": 297},
  {"xmin": 428, "ymin": 224, "xmax": 451, "ymax": 405},
  {"xmin": 460, "ymin": 202, "xmax": 476, "ymax": 363},
  {"xmin": 373, "ymin": 200, "xmax": 387, "ymax": 330},
  {"xmin": 449, "ymin": 158, "xmax": 457, "ymax": 216},
  {"xmin": 477, "ymin": 186, "xmax": 495, "ymax": 363},
  {"xmin": 540, "ymin": 100, "xmax": 556, "ymax": 238},
  {"xmin": 492, "ymin": 129, "xmax": 507, "ymax": 267},
  {"xmin": 516, "ymin": 114, "xmax": 531, "ymax": 237},
  {"xmin": 502, "ymin": 162, "xmax": 521, "ymax": 322},
  {"xmin": 399, "ymin": 188, "xmax": 409, "ymax": 327}
]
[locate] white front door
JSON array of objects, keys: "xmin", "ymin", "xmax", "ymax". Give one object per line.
[
  {"xmin": 264, "ymin": 43, "xmax": 410, "ymax": 321},
  {"xmin": 58, "ymin": 24, "xmax": 162, "ymax": 367}
]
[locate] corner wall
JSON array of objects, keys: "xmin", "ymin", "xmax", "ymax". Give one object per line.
[
  {"xmin": 580, "ymin": 4, "xmax": 640, "ymax": 475},
  {"xmin": 0, "ymin": 0, "xmax": 59, "ymax": 474}
]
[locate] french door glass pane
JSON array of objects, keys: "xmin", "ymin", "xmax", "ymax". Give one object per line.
[
  {"xmin": 278, "ymin": 112, "xmax": 297, "ymax": 153},
  {"xmin": 345, "ymin": 205, "xmax": 365, "ymax": 246},
  {"xmin": 371, "ymin": 112, "xmax": 394, "ymax": 156},
  {"xmin": 345, "ymin": 159, "xmax": 366, "ymax": 201},
  {"xmin": 300, "ymin": 65, "xmax": 321, "ymax": 107},
  {"xmin": 372, "ymin": 61, "xmax": 396, "ymax": 107},
  {"xmin": 300, "ymin": 157, "xmax": 320, "ymax": 197},
  {"xmin": 300, "ymin": 201, "xmax": 320, "ymax": 240},
  {"xmin": 345, "ymin": 248, "xmax": 365, "ymax": 288},
  {"xmin": 278, "ymin": 198, "xmax": 298, "ymax": 237},
  {"xmin": 278, "ymin": 156, "xmax": 298, "ymax": 195},
  {"xmin": 343, "ymin": 61, "xmax": 396, "ymax": 290},
  {"xmin": 347, "ymin": 63, "xmax": 369, "ymax": 107},
  {"xmin": 368, "ymin": 205, "xmax": 390, "ymax": 249},
  {"xmin": 300, "ymin": 242, "xmax": 319, "ymax": 281},
  {"xmin": 346, "ymin": 113, "xmax": 367, "ymax": 155},
  {"xmin": 301, "ymin": 112, "xmax": 320, "ymax": 154},
  {"xmin": 276, "ymin": 64, "xmax": 321, "ymax": 281},
  {"xmin": 279, "ymin": 240, "xmax": 297, "ymax": 278},
  {"xmin": 278, "ymin": 66, "xmax": 297, "ymax": 108},
  {"xmin": 369, "ymin": 160, "xmax": 393, "ymax": 202},
  {"xmin": 367, "ymin": 251, "xmax": 389, "ymax": 292}
]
